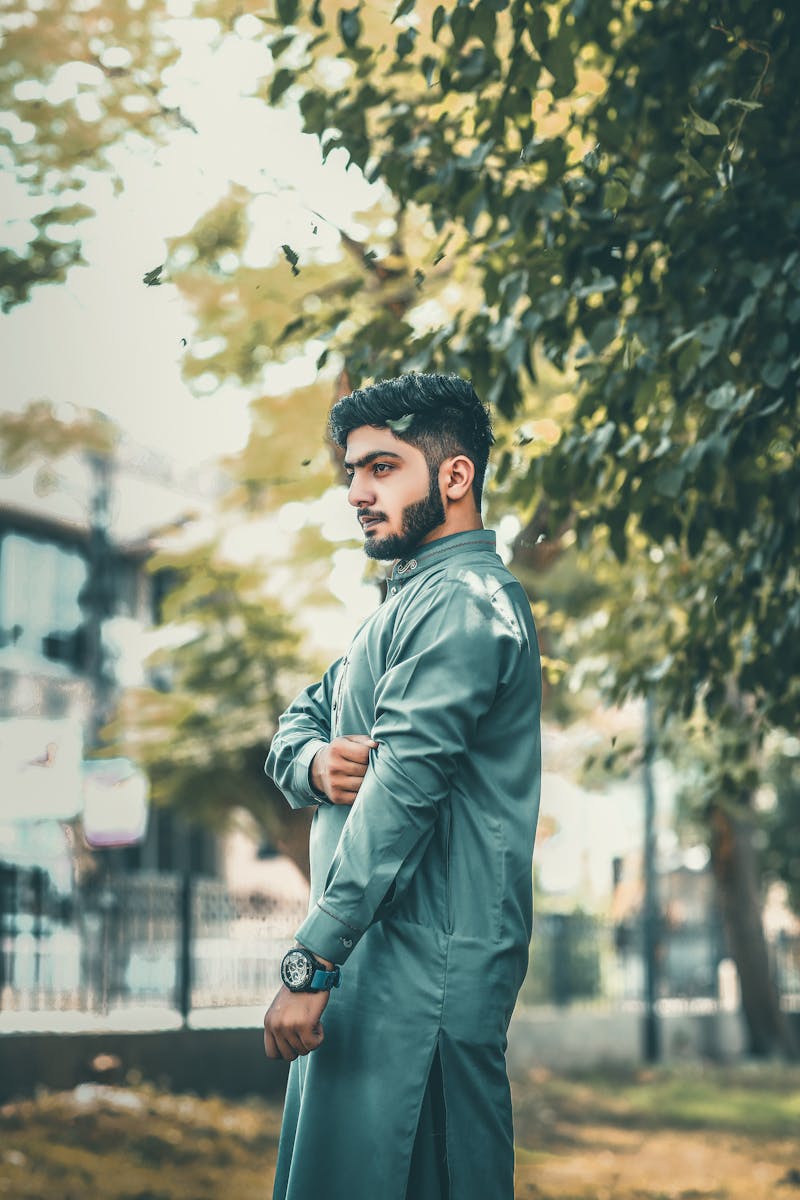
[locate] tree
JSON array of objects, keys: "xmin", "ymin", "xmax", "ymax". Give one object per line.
[
  {"xmin": 258, "ymin": 0, "xmax": 799, "ymax": 1055},
  {"xmin": 109, "ymin": 544, "xmax": 318, "ymax": 876},
  {"xmin": 5, "ymin": 0, "xmax": 798, "ymax": 1052},
  {"xmin": 0, "ymin": 0, "xmax": 182, "ymax": 309}
]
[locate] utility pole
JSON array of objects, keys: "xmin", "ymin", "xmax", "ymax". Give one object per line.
[
  {"xmin": 642, "ymin": 693, "xmax": 661, "ymax": 1062},
  {"xmin": 80, "ymin": 449, "xmax": 116, "ymax": 750}
]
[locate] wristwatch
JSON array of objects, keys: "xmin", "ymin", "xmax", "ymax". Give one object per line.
[{"xmin": 280, "ymin": 946, "xmax": 341, "ymax": 993}]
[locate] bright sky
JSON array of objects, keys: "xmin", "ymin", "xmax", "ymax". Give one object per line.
[
  {"xmin": 0, "ymin": 12, "xmax": 388, "ymax": 646},
  {"xmin": 1, "ymin": 11, "xmax": 377, "ymax": 472}
]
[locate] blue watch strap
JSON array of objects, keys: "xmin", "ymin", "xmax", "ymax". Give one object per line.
[{"xmin": 310, "ymin": 965, "xmax": 341, "ymax": 991}]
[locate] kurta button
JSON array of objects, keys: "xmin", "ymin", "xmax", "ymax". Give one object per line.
[{"xmin": 390, "ymin": 586, "xmax": 397, "ymax": 594}]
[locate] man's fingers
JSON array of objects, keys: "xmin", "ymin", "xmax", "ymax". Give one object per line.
[
  {"xmin": 282, "ymin": 1029, "xmax": 308, "ymax": 1057},
  {"xmin": 296, "ymin": 1023, "xmax": 325, "ymax": 1054},
  {"xmin": 329, "ymin": 791, "xmax": 359, "ymax": 807},
  {"xmin": 332, "ymin": 758, "xmax": 369, "ymax": 778},
  {"xmin": 263, "ymin": 1028, "xmax": 280, "ymax": 1060},
  {"xmin": 273, "ymin": 1030, "xmax": 299, "ymax": 1061},
  {"xmin": 339, "ymin": 735, "xmax": 378, "ymax": 761},
  {"xmin": 267, "ymin": 1021, "xmax": 324, "ymax": 1059},
  {"xmin": 337, "ymin": 746, "xmax": 374, "ymax": 767}
]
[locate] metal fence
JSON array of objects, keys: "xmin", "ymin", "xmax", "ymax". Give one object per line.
[
  {"xmin": 0, "ymin": 863, "xmax": 307, "ymax": 1021},
  {"xmin": 1, "ymin": 862, "xmax": 798, "ymax": 1021},
  {"xmin": 520, "ymin": 910, "xmax": 800, "ymax": 1011}
]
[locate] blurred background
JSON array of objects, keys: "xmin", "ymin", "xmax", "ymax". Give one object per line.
[{"xmin": 1, "ymin": 0, "xmax": 799, "ymax": 1195}]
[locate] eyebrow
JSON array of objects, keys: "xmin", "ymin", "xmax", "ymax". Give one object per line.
[{"xmin": 343, "ymin": 450, "xmax": 404, "ymax": 470}]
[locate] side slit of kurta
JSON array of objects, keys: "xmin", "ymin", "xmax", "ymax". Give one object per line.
[{"xmin": 405, "ymin": 1044, "xmax": 450, "ymax": 1200}]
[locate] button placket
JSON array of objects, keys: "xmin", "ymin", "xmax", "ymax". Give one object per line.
[{"xmin": 331, "ymin": 655, "xmax": 349, "ymax": 737}]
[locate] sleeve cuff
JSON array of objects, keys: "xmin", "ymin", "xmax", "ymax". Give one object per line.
[
  {"xmin": 294, "ymin": 738, "xmax": 331, "ymax": 805},
  {"xmin": 295, "ymin": 900, "xmax": 364, "ymax": 965}
]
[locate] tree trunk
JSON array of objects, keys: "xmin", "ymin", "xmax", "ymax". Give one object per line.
[{"xmin": 708, "ymin": 798, "xmax": 797, "ymax": 1059}]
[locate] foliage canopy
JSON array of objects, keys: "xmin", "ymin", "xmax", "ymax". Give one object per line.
[{"xmin": 261, "ymin": 0, "xmax": 798, "ymax": 736}]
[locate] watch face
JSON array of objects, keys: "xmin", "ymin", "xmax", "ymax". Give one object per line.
[{"xmin": 282, "ymin": 949, "xmax": 313, "ymax": 991}]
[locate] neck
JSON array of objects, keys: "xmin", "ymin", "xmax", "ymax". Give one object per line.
[{"xmin": 420, "ymin": 508, "xmax": 483, "ymax": 547}]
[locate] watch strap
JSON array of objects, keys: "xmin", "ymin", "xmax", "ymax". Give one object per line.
[{"xmin": 310, "ymin": 964, "xmax": 341, "ymax": 991}]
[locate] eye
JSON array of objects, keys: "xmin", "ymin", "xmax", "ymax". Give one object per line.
[{"xmin": 373, "ymin": 462, "xmax": 392, "ymax": 474}]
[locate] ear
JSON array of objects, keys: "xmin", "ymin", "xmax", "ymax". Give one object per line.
[{"xmin": 442, "ymin": 454, "xmax": 475, "ymax": 503}]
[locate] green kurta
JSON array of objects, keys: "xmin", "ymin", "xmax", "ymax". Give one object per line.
[{"xmin": 265, "ymin": 530, "xmax": 541, "ymax": 1200}]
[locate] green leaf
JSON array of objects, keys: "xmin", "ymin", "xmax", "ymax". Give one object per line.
[
  {"xmin": 724, "ymin": 97, "xmax": 763, "ymax": 112},
  {"xmin": 654, "ymin": 466, "xmax": 685, "ymax": 499},
  {"xmin": 269, "ymin": 32, "xmax": 296, "ymax": 59},
  {"xmin": 338, "ymin": 7, "xmax": 362, "ymax": 48},
  {"xmin": 431, "ymin": 5, "xmax": 447, "ymax": 41},
  {"xmin": 421, "ymin": 54, "xmax": 437, "ymax": 86},
  {"xmin": 396, "ymin": 28, "xmax": 417, "ymax": 57},
  {"xmin": 688, "ymin": 107, "xmax": 720, "ymax": 137},
  {"xmin": 450, "ymin": 6, "xmax": 471, "ymax": 48},
  {"xmin": 527, "ymin": 7, "xmax": 549, "ymax": 49},
  {"xmin": 269, "ymin": 68, "xmax": 295, "ymax": 103},
  {"xmin": 588, "ymin": 317, "xmax": 617, "ymax": 354},
  {"xmin": 281, "ymin": 244, "xmax": 300, "ymax": 276},
  {"xmin": 761, "ymin": 359, "xmax": 790, "ymax": 390},
  {"xmin": 603, "ymin": 179, "xmax": 628, "ymax": 211},
  {"xmin": 392, "ymin": 0, "xmax": 416, "ymax": 20},
  {"xmin": 541, "ymin": 26, "xmax": 576, "ymax": 99},
  {"xmin": 276, "ymin": 0, "xmax": 298, "ymax": 23},
  {"xmin": 705, "ymin": 382, "xmax": 736, "ymax": 411},
  {"xmin": 574, "ymin": 275, "xmax": 617, "ymax": 300},
  {"xmin": 142, "ymin": 264, "xmax": 164, "ymax": 287}
]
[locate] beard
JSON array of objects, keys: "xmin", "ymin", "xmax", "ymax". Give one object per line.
[{"xmin": 362, "ymin": 472, "xmax": 446, "ymax": 561}]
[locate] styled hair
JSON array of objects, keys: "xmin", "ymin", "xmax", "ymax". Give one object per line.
[{"xmin": 328, "ymin": 373, "xmax": 494, "ymax": 504}]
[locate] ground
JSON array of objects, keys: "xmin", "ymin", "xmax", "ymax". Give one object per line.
[{"xmin": 1, "ymin": 1066, "xmax": 799, "ymax": 1199}]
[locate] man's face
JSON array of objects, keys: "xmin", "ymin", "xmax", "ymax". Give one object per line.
[{"xmin": 344, "ymin": 425, "xmax": 446, "ymax": 561}]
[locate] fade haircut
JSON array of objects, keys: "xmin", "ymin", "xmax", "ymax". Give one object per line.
[{"xmin": 328, "ymin": 373, "xmax": 494, "ymax": 505}]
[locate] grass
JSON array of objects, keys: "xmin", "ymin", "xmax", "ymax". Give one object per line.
[
  {"xmin": 514, "ymin": 1063, "xmax": 800, "ymax": 1137},
  {"xmin": 1, "ymin": 1065, "xmax": 799, "ymax": 1199},
  {"xmin": 511, "ymin": 1065, "xmax": 800, "ymax": 1200}
]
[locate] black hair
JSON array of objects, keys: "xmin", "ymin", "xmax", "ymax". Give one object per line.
[{"xmin": 328, "ymin": 373, "xmax": 494, "ymax": 504}]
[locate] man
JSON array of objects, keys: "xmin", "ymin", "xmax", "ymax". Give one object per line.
[{"xmin": 263, "ymin": 373, "xmax": 541, "ymax": 1200}]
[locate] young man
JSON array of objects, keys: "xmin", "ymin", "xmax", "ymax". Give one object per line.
[{"xmin": 263, "ymin": 373, "xmax": 541, "ymax": 1200}]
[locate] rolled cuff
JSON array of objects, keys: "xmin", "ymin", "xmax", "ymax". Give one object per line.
[
  {"xmin": 293, "ymin": 738, "xmax": 331, "ymax": 807},
  {"xmin": 295, "ymin": 899, "xmax": 364, "ymax": 965}
]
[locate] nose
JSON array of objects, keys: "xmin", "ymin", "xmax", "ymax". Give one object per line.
[{"xmin": 348, "ymin": 472, "xmax": 374, "ymax": 508}]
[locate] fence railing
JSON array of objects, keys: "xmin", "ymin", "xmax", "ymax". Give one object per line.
[
  {"xmin": 1, "ymin": 863, "xmax": 798, "ymax": 1021},
  {"xmin": 0, "ymin": 863, "xmax": 307, "ymax": 1022},
  {"xmin": 521, "ymin": 910, "xmax": 800, "ymax": 1010}
]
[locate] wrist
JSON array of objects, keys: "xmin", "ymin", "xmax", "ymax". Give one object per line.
[
  {"xmin": 281, "ymin": 945, "xmax": 340, "ymax": 993},
  {"xmin": 309, "ymin": 746, "xmax": 328, "ymax": 798}
]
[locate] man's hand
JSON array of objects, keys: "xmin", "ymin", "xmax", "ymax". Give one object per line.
[
  {"xmin": 311, "ymin": 734, "xmax": 377, "ymax": 805},
  {"xmin": 263, "ymin": 985, "xmax": 329, "ymax": 1061}
]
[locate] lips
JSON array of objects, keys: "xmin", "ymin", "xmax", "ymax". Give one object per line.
[{"xmin": 360, "ymin": 516, "xmax": 383, "ymax": 534}]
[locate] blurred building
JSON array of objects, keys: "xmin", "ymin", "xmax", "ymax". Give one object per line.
[{"xmin": 0, "ymin": 449, "xmax": 219, "ymax": 888}]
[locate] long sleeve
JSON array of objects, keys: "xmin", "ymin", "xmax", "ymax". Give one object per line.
[
  {"xmin": 295, "ymin": 580, "xmax": 523, "ymax": 963},
  {"xmin": 265, "ymin": 657, "xmax": 342, "ymax": 810}
]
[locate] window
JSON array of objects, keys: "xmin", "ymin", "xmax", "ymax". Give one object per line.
[{"xmin": 0, "ymin": 533, "xmax": 88, "ymax": 669}]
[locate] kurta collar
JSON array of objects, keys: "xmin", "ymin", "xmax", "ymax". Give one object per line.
[{"xmin": 390, "ymin": 529, "xmax": 497, "ymax": 585}]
